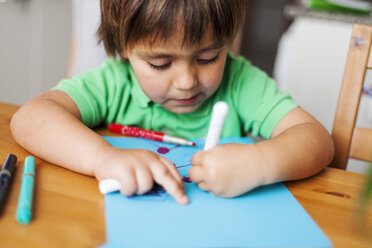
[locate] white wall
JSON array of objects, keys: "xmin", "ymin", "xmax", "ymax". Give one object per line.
[
  {"xmin": 0, "ymin": 0, "xmax": 72, "ymax": 105},
  {"xmin": 274, "ymin": 17, "xmax": 352, "ymax": 131},
  {"xmin": 274, "ymin": 17, "xmax": 372, "ymax": 173}
]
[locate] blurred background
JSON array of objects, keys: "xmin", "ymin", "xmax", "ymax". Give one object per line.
[{"xmin": 1, "ymin": 0, "xmax": 372, "ymax": 173}]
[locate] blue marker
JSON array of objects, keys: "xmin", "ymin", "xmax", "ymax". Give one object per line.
[
  {"xmin": 16, "ymin": 156, "xmax": 35, "ymax": 224},
  {"xmin": 0, "ymin": 154, "xmax": 17, "ymax": 214}
]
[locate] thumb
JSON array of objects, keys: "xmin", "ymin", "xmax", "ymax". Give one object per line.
[{"xmin": 191, "ymin": 150, "xmax": 206, "ymax": 166}]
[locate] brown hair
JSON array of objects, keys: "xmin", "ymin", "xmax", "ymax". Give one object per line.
[{"xmin": 97, "ymin": 0, "xmax": 246, "ymax": 58}]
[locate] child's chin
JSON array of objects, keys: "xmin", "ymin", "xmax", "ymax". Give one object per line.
[{"xmin": 165, "ymin": 104, "xmax": 200, "ymax": 114}]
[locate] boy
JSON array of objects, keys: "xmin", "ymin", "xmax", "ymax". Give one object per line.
[{"xmin": 11, "ymin": 0, "xmax": 334, "ymax": 205}]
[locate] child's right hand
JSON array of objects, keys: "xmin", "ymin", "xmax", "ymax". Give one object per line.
[{"xmin": 93, "ymin": 146, "xmax": 189, "ymax": 205}]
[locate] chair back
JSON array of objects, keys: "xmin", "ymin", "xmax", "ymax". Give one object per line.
[{"xmin": 331, "ymin": 24, "xmax": 372, "ymax": 169}]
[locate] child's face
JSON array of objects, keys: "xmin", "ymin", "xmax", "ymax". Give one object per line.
[{"xmin": 123, "ymin": 29, "xmax": 228, "ymax": 114}]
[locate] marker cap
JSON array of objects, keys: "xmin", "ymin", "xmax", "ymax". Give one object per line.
[
  {"xmin": 16, "ymin": 156, "xmax": 35, "ymax": 225},
  {"xmin": 204, "ymin": 101, "xmax": 229, "ymax": 150}
]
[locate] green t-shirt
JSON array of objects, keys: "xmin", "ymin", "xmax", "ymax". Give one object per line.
[{"xmin": 54, "ymin": 53, "xmax": 298, "ymax": 139}]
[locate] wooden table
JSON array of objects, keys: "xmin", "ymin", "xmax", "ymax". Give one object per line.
[{"xmin": 0, "ymin": 102, "xmax": 371, "ymax": 248}]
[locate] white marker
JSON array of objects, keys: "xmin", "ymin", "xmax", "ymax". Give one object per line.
[
  {"xmin": 204, "ymin": 101, "xmax": 229, "ymax": 150},
  {"xmin": 99, "ymin": 178, "xmax": 121, "ymax": 194}
]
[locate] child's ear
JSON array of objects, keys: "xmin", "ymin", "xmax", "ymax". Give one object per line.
[
  {"xmin": 121, "ymin": 50, "xmax": 128, "ymax": 59},
  {"xmin": 121, "ymin": 47, "xmax": 130, "ymax": 59}
]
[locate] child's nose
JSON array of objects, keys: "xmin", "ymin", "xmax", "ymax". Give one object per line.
[{"xmin": 174, "ymin": 64, "xmax": 198, "ymax": 90}]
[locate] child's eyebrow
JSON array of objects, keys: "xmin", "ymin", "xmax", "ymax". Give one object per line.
[
  {"xmin": 139, "ymin": 43, "xmax": 225, "ymax": 59},
  {"xmin": 141, "ymin": 53, "xmax": 172, "ymax": 59},
  {"xmin": 197, "ymin": 43, "xmax": 225, "ymax": 54}
]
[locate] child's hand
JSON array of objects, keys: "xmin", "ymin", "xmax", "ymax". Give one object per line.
[
  {"xmin": 189, "ymin": 143, "xmax": 267, "ymax": 197},
  {"xmin": 94, "ymin": 146, "xmax": 189, "ymax": 205}
]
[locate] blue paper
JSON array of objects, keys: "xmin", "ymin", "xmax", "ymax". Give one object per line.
[{"xmin": 102, "ymin": 137, "xmax": 332, "ymax": 248}]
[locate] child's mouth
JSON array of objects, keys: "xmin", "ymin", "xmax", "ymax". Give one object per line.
[{"xmin": 174, "ymin": 94, "xmax": 199, "ymax": 105}]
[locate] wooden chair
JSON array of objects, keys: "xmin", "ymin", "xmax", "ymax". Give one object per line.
[{"xmin": 330, "ymin": 24, "xmax": 372, "ymax": 170}]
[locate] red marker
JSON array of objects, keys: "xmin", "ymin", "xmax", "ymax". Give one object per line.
[{"xmin": 108, "ymin": 123, "xmax": 196, "ymax": 146}]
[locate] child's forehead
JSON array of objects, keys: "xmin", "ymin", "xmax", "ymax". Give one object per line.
[{"xmin": 131, "ymin": 27, "xmax": 223, "ymax": 54}]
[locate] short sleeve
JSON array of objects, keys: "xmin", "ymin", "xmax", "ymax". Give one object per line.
[
  {"xmin": 228, "ymin": 56, "xmax": 298, "ymax": 139},
  {"xmin": 53, "ymin": 58, "xmax": 118, "ymax": 127}
]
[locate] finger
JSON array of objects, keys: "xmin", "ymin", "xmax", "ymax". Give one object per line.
[
  {"xmin": 190, "ymin": 150, "xmax": 205, "ymax": 165},
  {"xmin": 119, "ymin": 168, "xmax": 138, "ymax": 196},
  {"xmin": 151, "ymin": 165, "xmax": 189, "ymax": 205},
  {"xmin": 159, "ymin": 156, "xmax": 183, "ymax": 187},
  {"xmin": 188, "ymin": 165, "xmax": 204, "ymax": 183},
  {"xmin": 197, "ymin": 182, "xmax": 210, "ymax": 192},
  {"xmin": 134, "ymin": 168, "xmax": 154, "ymax": 195}
]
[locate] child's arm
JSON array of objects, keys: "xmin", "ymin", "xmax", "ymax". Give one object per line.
[
  {"xmin": 189, "ymin": 107, "xmax": 334, "ymax": 197},
  {"xmin": 11, "ymin": 90, "xmax": 188, "ymax": 204}
]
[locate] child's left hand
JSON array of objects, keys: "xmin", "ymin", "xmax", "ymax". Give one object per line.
[{"xmin": 189, "ymin": 143, "xmax": 268, "ymax": 197}]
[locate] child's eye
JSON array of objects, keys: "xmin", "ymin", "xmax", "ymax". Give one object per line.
[
  {"xmin": 148, "ymin": 63, "xmax": 171, "ymax": 71},
  {"xmin": 197, "ymin": 54, "xmax": 219, "ymax": 65}
]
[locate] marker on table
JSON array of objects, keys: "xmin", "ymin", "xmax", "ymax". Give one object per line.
[
  {"xmin": 204, "ymin": 101, "xmax": 229, "ymax": 150},
  {"xmin": 0, "ymin": 154, "xmax": 17, "ymax": 214},
  {"xmin": 16, "ymin": 156, "xmax": 35, "ymax": 224},
  {"xmin": 109, "ymin": 123, "xmax": 196, "ymax": 146}
]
